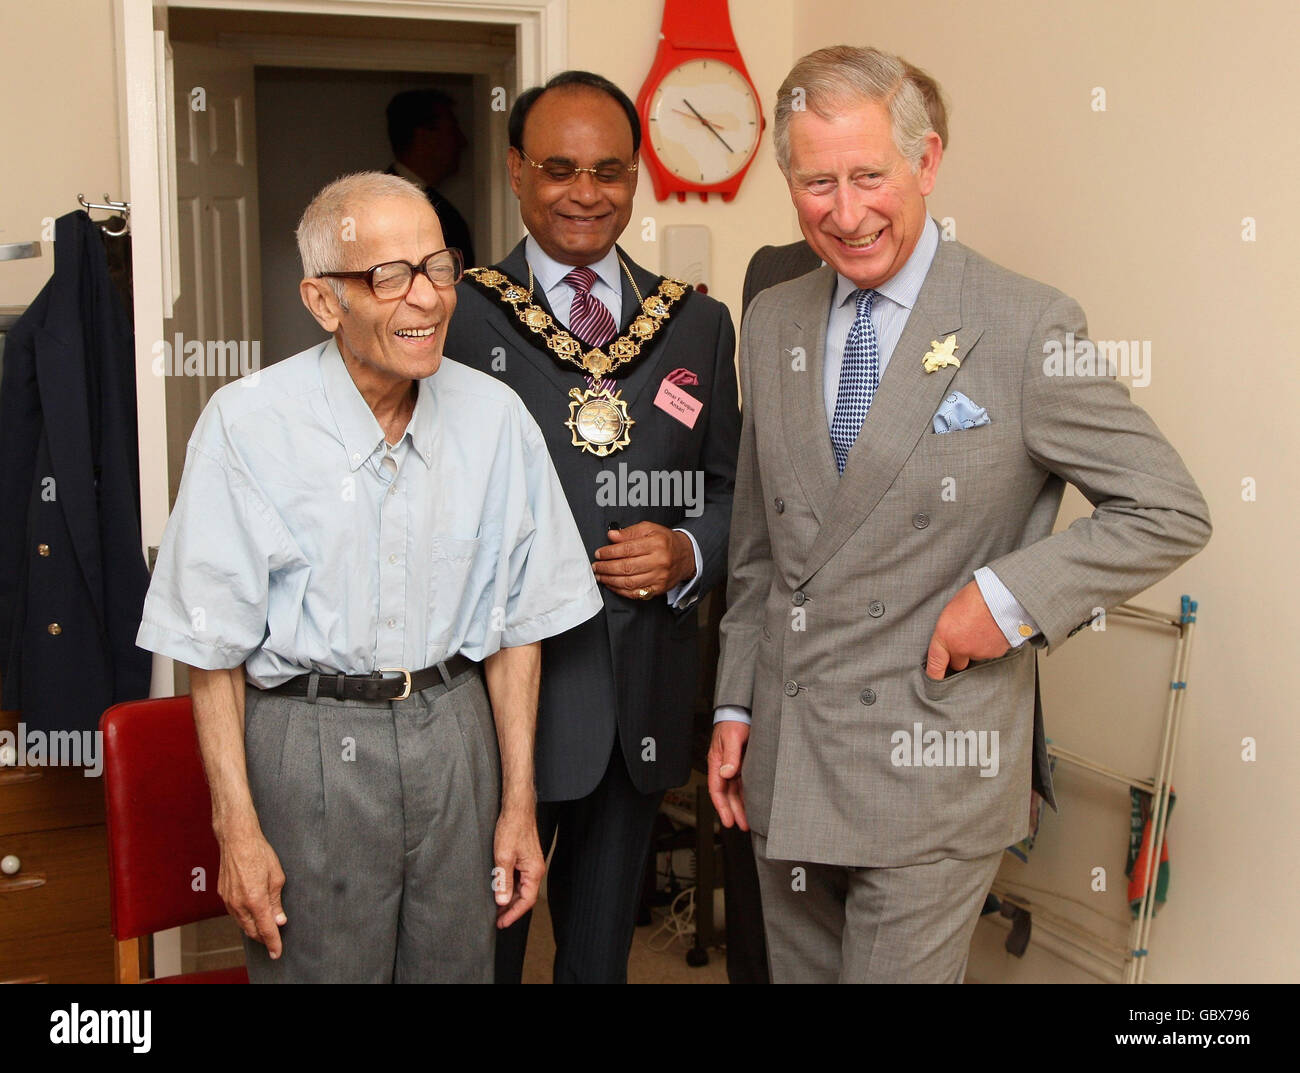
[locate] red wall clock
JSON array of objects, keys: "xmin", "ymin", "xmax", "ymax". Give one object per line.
[{"xmin": 635, "ymin": 0, "xmax": 765, "ymax": 202}]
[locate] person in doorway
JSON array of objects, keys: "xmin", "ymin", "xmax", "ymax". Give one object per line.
[{"xmin": 387, "ymin": 89, "xmax": 476, "ymax": 266}]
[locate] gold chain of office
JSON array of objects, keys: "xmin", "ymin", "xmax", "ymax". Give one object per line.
[{"xmin": 464, "ymin": 265, "xmax": 691, "ymax": 380}]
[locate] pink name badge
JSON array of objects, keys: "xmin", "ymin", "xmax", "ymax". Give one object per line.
[{"xmin": 654, "ymin": 380, "xmax": 703, "ymax": 429}]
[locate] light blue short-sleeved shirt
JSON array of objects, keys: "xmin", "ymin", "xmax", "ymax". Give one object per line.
[{"xmin": 137, "ymin": 339, "xmax": 603, "ymax": 688}]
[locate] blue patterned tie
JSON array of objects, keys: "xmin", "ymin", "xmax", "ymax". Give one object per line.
[{"xmin": 830, "ymin": 289, "xmax": 880, "ymax": 474}]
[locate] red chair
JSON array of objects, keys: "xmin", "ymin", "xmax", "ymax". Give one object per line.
[{"xmin": 101, "ymin": 696, "xmax": 248, "ymax": 983}]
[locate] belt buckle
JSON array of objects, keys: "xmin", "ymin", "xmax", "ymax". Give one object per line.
[{"xmin": 380, "ymin": 667, "xmax": 412, "ymax": 701}]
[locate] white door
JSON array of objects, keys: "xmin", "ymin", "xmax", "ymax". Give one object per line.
[{"xmin": 166, "ymin": 43, "xmax": 264, "ymax": 504}]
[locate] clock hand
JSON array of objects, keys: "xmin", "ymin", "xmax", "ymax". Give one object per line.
[
  {"xmin": 672, "ymin": 107, "xmax": 728, "ymax": 130},
  {"xmin": 682, "ymin": 98, "xmax": 735, "ymax": 153}
]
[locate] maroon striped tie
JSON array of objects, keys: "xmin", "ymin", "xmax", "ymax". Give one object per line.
[{"xmin": 563, "ymin": 266, "xmax": 617, "ymax": 348}]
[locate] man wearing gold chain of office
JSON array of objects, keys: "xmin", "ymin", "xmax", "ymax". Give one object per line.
[{"xmin": 447, "ymin": 70, "xmax": 739, "ymax": 984}]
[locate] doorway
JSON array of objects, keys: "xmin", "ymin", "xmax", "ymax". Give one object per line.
[
  {"xmin": 253, "ymin": 66, "xmax": 479, "ymax": 362},
  {"xmin": 160, "ymin": 5, "xmax": 520, "ymax": 502}
]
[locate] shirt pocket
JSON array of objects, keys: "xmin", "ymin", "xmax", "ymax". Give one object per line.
[{"xmin": 427, "ymin": 536, "xmax": 482, "ymax": 646}]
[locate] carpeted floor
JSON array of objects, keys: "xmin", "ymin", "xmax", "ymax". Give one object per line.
[{"xmin": 520, "ymin": 890, "xmax": 729, "ymax": 984}]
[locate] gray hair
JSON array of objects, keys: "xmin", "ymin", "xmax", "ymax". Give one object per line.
[
  {"xmin": 295, "ymin": 171, "xmax": 429, "ymax": 306},
  {"xmin": 774, "ymin": 46, "xmax": 935, "ymax": 175}
]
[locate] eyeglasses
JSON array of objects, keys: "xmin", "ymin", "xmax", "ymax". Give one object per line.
[
  {"xmin": 319, "ymin": 248, "xmax": 463, "ymax": 300},
  {"xmin": 517, "ymin": 149, "xmax": 638, "ymax": 185}
]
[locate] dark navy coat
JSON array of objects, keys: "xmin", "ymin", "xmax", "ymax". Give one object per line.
[{"xmin": 0, "ymin": 211, "xmax": 151, "ymax": 731}]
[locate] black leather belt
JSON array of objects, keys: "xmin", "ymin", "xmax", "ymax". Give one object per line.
[{"xmin": 260, "ymin": 654, "xmax": 478, "ymax": 702}]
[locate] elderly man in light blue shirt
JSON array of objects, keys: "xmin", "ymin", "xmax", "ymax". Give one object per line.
[{"xmin": 137, "ymin": 171, "xmax": 601, "ymax": 983}]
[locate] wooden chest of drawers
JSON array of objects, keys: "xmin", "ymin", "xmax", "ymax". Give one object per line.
[{"xmin": 0, "ymin": 708, "xmax": 114, "ymax": 983}]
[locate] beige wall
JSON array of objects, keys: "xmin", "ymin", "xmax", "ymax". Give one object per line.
[
  {"xmin": 791, "ymin": 0, "xmax": 1300, "ymax": 982},
  {"xmin": 2, "ymin": 0, "xmax": 1293, "ymax": 982},
  {"xmin": 566, "ymin": 0, "xmax": 800, "ymax": 316},
  {"xmin": 0, "ymin": 0, "xmax": 123, "ymax": 307},
  {"xmin": 0, "ymin": 0, "xmax": 798, "ymax": 318}
]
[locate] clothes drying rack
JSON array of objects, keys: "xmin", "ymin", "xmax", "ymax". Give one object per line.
[{"xmin": 989, "ymin": 595, "xmax": 1198, "ymax": 983}]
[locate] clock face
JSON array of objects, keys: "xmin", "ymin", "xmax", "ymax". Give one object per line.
[{"xmin": 647, "ymin": 58, "xmax": 761, "ymax": 186}]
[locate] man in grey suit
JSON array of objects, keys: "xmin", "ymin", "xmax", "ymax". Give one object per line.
[
  {"xmin": 446, "ymin": 71, "xmax": 739, "ymax": 983},
  {"xmin": 719, "ymin": 54, "xmax": 954, "ymax": 988},
  {"xmin": 708, "ymin": 45, "xmax": 1211, "ymax": 983}
]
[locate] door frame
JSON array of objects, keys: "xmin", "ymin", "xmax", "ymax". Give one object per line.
[{"xmin": 117, "ymin": 0, "xmax": 566, "ymax": 663}]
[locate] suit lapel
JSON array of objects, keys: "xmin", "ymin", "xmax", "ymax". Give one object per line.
[
  {"xmin": 616, "ymin": 245, "xmax": 646, "ymax": 328},
  {"xmin": 611, "ymin": 248, "xmax": 677, "ymax": 411},
  {"xmin": 483, "ymin": 241, "xmax": 576, "ymax": 396},
  {"xmin": 799, "ymin": 240, "xmax": 984, "ymax": 587},
  {"xmin": 778, "ymin": 267, "xmax": 839, "ymax": 525}
]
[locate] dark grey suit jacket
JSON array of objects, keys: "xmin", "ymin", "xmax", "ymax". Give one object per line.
[
  {"xmin": 446, "ymin": 241, "xmax": 739, "ymax": 799},
  {"xmin": 742, "ymin": 240, "xmax": 820, "ymax": 313}
]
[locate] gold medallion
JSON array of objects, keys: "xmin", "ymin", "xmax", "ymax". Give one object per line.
[{"xmin": 566, "ymin": 387, "xmax": 635, "ymax": 456}]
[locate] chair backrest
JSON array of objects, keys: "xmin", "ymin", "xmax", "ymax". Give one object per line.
[{"xmin": 100, "ymin": 696, "xmax": 227, "ymax": 940}]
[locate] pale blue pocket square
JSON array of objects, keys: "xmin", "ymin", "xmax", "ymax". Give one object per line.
[{"xmin": 932, "ymin": 391, "xmax": 990, "ymax": 434}]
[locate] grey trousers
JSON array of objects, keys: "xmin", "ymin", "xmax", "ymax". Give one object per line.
[
  {"xmin": 752, "ymin": 833, "xmax": 1003, "ymax": 983},
  {"xmin": 241, "ymin": 666, "xmax": 500, "ymax": 983}
]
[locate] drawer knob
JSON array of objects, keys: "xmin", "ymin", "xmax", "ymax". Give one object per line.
[{"xmin": 0, "ymin": 855, "xmax": 20, "ymax": 876}]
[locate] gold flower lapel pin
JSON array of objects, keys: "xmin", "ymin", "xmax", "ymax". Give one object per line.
[{"xmin": 922, "ymin": 334, "xmax": 960, "ymax": 373}]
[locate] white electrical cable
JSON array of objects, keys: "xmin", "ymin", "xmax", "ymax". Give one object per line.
[{"xmin": 646, "ymin": 886, "xmax": 698, "ymax": 952}]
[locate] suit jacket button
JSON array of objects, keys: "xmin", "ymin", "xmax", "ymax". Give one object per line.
[
  {"xmin": 47, "ymin": 623, "xmax": 62, "ymax": 636},
  {"xmin": 912, "ymin": 512, "xmax": 931, "ymax": 529},
  {"xmin": 860, "ymin": 689, "xmax": 876, "ymax": 705},
  {"xmin": 868, "ymin": 600, "xmax": 885, "ymax": 618},
  {"xmin": 37, "ymin": 543, "xmax": 50, "ymax": 557},
  {"xmin": 783, "ymin": 680, "xmax": 799, "ymax": 697},
  {"xmin": 774, "ymin": 497, "xmax": 785, "ymax": 513},
  {"xmin": 792, "ymin": 591, "xmax": 806, "ymax": 606}
]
